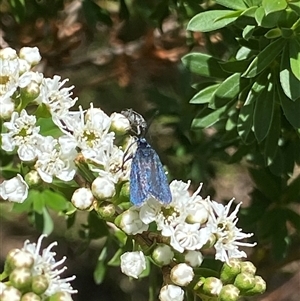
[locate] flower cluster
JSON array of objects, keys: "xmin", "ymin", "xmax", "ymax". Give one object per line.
[{"xmin": 0, "ymin": 235, "xmax": 77, "ymax": 301}]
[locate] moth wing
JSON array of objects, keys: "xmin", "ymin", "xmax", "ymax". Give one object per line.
[
  {"xmin": 147, "ymin": 148, "xmax": 172, "ymax": 205},
  {"xmin": 129, "ymin": 148, "xmax": 150, "ymax": 206}
]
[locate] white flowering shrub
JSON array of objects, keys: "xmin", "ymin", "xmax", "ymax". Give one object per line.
[{"xmin": 0, "ymin": 47, "xmax": 266, "ymax": 301}]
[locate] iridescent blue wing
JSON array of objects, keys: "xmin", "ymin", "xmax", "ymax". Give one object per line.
[
  {"xmin": 147, "ymin": 148, "xmax": 172, "ymax": 205},
  {"xmin": 129, "ymin": 146, "xmax": 151, "ymax": 206}
]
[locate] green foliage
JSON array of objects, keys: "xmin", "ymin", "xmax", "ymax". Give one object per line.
[{"xmin": 182, "ymin": 0, "xmax": 300, "ymax": 261}]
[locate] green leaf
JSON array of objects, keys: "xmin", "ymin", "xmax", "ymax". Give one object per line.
[
  {"xmin": 191, "ymin": 102, "xmax": 233, "ymax": 129},
  {"xmin": 289, "ymin": 39, "xmax": 300, "ymax": 81},
  {"xmin": 242, "ymin": 38, "xmax": 286, "ymax": 78},
  {"xmin": 36, "ymin": 118, "xmax": 62, "ymax": 138},
  {"xmin": 264, "ymin": 28, "xmax": 282, "ymax": 39},
  {"xmin": 264, "ymin": 104, "xmax": 281, "ymax": 165},
  {"xmin": 280, "ymin": 45, "xmax": 300, "ymax": 100},
  {"xmin": 285, "ymin": 209, "xmax": 300, "ymax": 232},
  {"xmin": 94, "ymin": 246, "xmax": 108, "ymax": 284},
  {"xmin": 253, "ymin": 81, "xmax": 275, "ymax": 142},
  {"xmin": 279, "ymin": 86, "xmax": 300, "ymax": 128},
  {"xmin": 237, "ymin": 90, "xmax": 255, "ymax": 142},
  {"xmin": 215, "ymin": 0, "xmax": 247, "ymax": 10},
  {"xmin": 43, "ymin": 190, "xmax": 68, "ymax": 211},
  {"xmin": 107, "ymin": 248, "xmax": 123, "ymax": 266},
  {"xmin": 187, "ymin": 10, "xmax": 239, "ymax": 32},
  {"xmin": 220, "ymin": 58, "xmax": 252, "ymax": 73},
  {"xmin": 182, "ymin": 53, "xmax": 228, "ymax": 79},
  {"xmin": 42, "ymin": 207, "xmax": 54, "ymax": 235},
  {"xmin": 33, "ymin": 191, "xmax": 45, "ymax": 214},
  {"xmin": 190, "ymin": 84, "xmax": 220, "ymax": 104},
  {"xmin": 242, "ymin": 25, "xmax": 256, "ymax": 40},
  {"xmin": 255, "ymin": 6, "xmax": 282, "ymax": 28},
  {"xmin": 210, "ymin": 73, "xmax": 241, "ymax": 108},
  {"xmin": 262, "ymin": 0, "xmax": 287, "ymax": 15}
]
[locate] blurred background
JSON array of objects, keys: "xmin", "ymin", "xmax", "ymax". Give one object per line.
[{"xmin": 0, "ymin": 1, "xmax": 299, "ymax": 300}]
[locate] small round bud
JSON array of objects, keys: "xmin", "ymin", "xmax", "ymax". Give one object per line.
[
  {"xmin": 96, "ymin": 204, "xmax": 116, "ymax": 219},
  {"xmin": 240, "ymin": 261, "xmax": 256, "ymax": 275},
  {"xmin": 219, "ymin": 284, "xmax": 240, "ymax": 301},
  {"xmin": 159, "ymin": 284, "xmax": 184, "ymax": 301},
  {"xmin": 152, "ymin": 244, "xmax": 174, "ymax": 266},
  {"xmin": 31, "ymin": 274, "xmax": 49, "ymax": 295},
  {"xmin": 21, "ymin": 292, "xmax": 41, "ymax": 301},
  {"xmin": 170, "ymin": 263, "xmax": 194, "ymax": 287},
  {"xmin": 119, "ymin": 182, "xmax": 130, "ymax": 200},
  {"xmin": 243, "ymin": 275, "xmax": 266, "ymax": 296},
  {"xmin": 120, "ymin": 251, "xmax": 146, "ymax": 279},
  {"xmin": 0, "ymin": 97, "xmax": 15, "ymax": 119},
  {"xmin": 0, "ymin": 47, "xmax": 17, "ymax": 59},
  {"xmin": 0, "ymin": 286, "xmax": 22, "ymax": 301},
  {"xmin": 202, "ymin": 277, "xmax": 223, "ymax": 296},
  {"xmin": 46, "ymin": 292, "xmax": 73, "ymax": 301},
  {"xmin": 234, "ymin": 272, "xmax": 255, "ymax": 292},
  {"xmin": 184, "ymin": 250, "xmax": 203, "ymax": 267},
  {"xmin": 9, "ymin": 267, "xmax": 32, "ymax": 290},
  {"xmin": 19, "ymin": 47, "xmax": 41, "ymax": 66},
  {"xmin": 186, "ymin": 200, "xmax": 209, "ymax": 224},
  {"xmin": 116, "ymin": 209, "xmax": 148, "ymax": 235},
  {"xmin": 5, "ymin": 250, "xmax": 34, "ymax": 273},
  {"xmin": 91, "ymin": 177, "xmax": 116, "ymax": 200},
  {"xmin": 71, "ymin": 187, "xmax": 94, "ymax": 210},
  {"xmin": 110, "ymin": 113, "xmax": 131, "ymax": 135},
  {"xmin": 220, "ymin": 259, "xmax": 241, "ymax": 284},
  {"xmin": 24, "ymin": 171, "xmax": 42, "ymax": 187},
  {"xmin": 20, "ymin": 81, "xmax": 40, "ymax": 102}
]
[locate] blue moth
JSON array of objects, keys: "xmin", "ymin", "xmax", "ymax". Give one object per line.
[{"xmin": 121, "ymin": 109, "xmax": 172, "ymax": 207}]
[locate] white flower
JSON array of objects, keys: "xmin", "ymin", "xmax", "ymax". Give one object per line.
[
  {"xmin": 119, "ymin": 208, "xmax": 149, "ymax": 235},
  {"xmin": 170, "ymin": 263, "xmax": 194, "ymax": 286},
  {"xmin": 19, "ymin": 47, "xmax": 42, "ymax": 66},
  {"xmin": 0, "ymin": 174, "xmax": 29, "ymax": 203},
  {"xmin": 1, "ymin": 110, "xmax": 41, "ymax": 161},
  {"xmin": 152, "ymin": 244, "xmax": 174, "ymax": 266},
  {"xmin": 91, "ymin": 176, "xmax": 116, "ymax": 200},
  {"xmin": 35, "ymin": 136, "xmax": 77, "ymax": 183},
  {"xmin": 71, "ymin": 187, "xmax": 94, "ymax": 210},
  {"xmin": 184, "ymin": 250, "xmax": 203, "ymax": 267},
  {"xmin": 21, "ymin": 235, "xmax": 77, "ymax": 296},
  {"xmin": 36, "ymin": 75, "xmax": 77, "ymax": 124},
  {"xmin": 207, "ymin": 198, "xmax": 256, "ymax": 264},
  {"xmin": 120, "ymin": 251, "xmax": 146, "ymax": 279},
  {"xmin": 159, "ymin": 284, "xmax": 184, "ymax": 301},
  {"xmin": 170, "ymin": 222, "xmax": 210, "ymax": 253},
  {"xmin": 0, "ymin": 95, "xmax": 14, "ymax": 119}
]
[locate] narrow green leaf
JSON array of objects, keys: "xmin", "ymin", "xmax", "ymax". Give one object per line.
[
  {"xmin": 216, "ymin": 0, "xmax": 247, "ymax": 9},
  {"xmin": 210, "ymin": 73, "xmax": 241, "ymax": 108},
  {"xmin": 279, "ymin": 86, "xmax": 300, "ymax": 128},
  {"xmin": 242, "ymin": 38, "xmax": 286, "ymax": 78},
  {"xmin": 94, "ymin": 246, "xmax": 108, "ymax": 284},
  {"xmin": 264, "ymin": 28, "xmax": 282, "ymax": 39},
  {"xmin": 190, "ymin": 84, "xmax": 220, "ymax": 104},
  {"xmin": 253, "ymin": 81, "xmax": 275, "ymax": 142},
  {"xmin": 187, "ymin": 10, "xmax": 239, "ymax": 32},
  {"xmin": 280, "ymin": 45, "xmax": 300, "ymax": 100},
  {"xmin": 42, "ymin": 207, "xmax": 54, "ymax": 235},
  {"xmin": 220, "ymin": 58, "xmax": 252, "ymax": 73},
  {"xmin": 182, "ymin": 53, "xmax": 228, "ymax": 79},
  {"xmin": 237, "ymin": 91, "xmax": 255, "ymax": 142},
  {"xmin": 262, "ymin": 0, "xmax": 287, "ymax": 15},
  {"xmin": 289, "ymin": 39, "xmax": 300, "ymax": 81},
  {"xmin": 191, "ymin": 103, "xmax": 232, "ymax": 129},
  {"xmin": 243, "ymin": 25, "xmax": 256, "ymax": 40}
]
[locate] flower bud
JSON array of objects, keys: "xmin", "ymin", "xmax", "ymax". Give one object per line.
[
  {"xmin": 220, "ymin": 259, "xmax": 241, "ymax": 284},
  {"xmin": 0, "ymin": 97, "xmax": 15, "ymax": 119},
  {"xmin": 119, "ymin": 182, "xmax": 130, "ymax": 200},
  {"xmin": 19, "ymin": 47, "xmax": 41, "ymax": 66},
  {"xmin": 71, "ymin": 187, "xmax": 94, "ymax": 210},
  {"xmin": 46, "ymin": 292, "xmax": 73, "ymax": 301},
  {"xmin": 0, "ymin": 174, "xmax": 29, "ymax": 203},
  {"xmin": 24, "ymin": 171, "xmax": 42, "ymax": 187},
  {"xmin": 240, "ymin": 261, "xmax": 256, "ymax": 275},
  {"xmin": 152, "ymin": 244, "xmax": 174, "ymax": 266},
  {"xmin": 159, "ymin": 284, "xmax": 184, "ymax": 301},
  {"xmin": 110, "ymin": 112, "xmax": 130, "ymax": 135},
  {"xmin": 9, "ymin": 267, "xmax": 32, "ymax": 290},
  {"xmin": 233, "ymin": 272, "xmax": 255, "ymax": 293},
  {"xmin": 120, "ymin": 251, "xmax": 146, "ymax": 279},
  {"xmin": 31, "ymin": 275, "xmax": 48, "ymax": 295},
  {"xmin": 184, "ymin": 250, "xmax": 203, "ymax": 267},
  {"xmin": 5, "ymin": 249, "xmax": 34, "ymax": 273},
  {"xmin": 91, "ymin": 177, "xmax": 116, "ymax": 200},
  {"xmin": 243, "ymin": 276, "xmax": 266, "ymax": 296},
  {"xmin": 21, "ymin": 292, "xmax": 41, "ymax": 301},
  {"xmin": 0, "ymin": 47, "xmax": 17, "ymax": 59},
  {"xmin": 96, "ymin": 204, "xmax": 116, "ymax": 219},
  {"xmin": 186, "ymin": 200, "xmax": 209, "ymax": 224},
  {"xmin": 116, "ymin": 209, "xmax": 148, "ymax": 235},
  {"xmin": 202, "ymin": 277, "xmax": 223, "ymax": 296},
  {"xmin": 20, "ymin": 81, "xmax": 40, "ymax": 102},
  {"xmin": 170, "ymin": 263, "xmax": 194, "ymax": 286},
  {"xmin": 0, "ymin": 286, "xmax": 22, "ymax": 301},
  {"xmin": 219, "ymin": 284, "xmax": 240, "ymax": 301}
]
